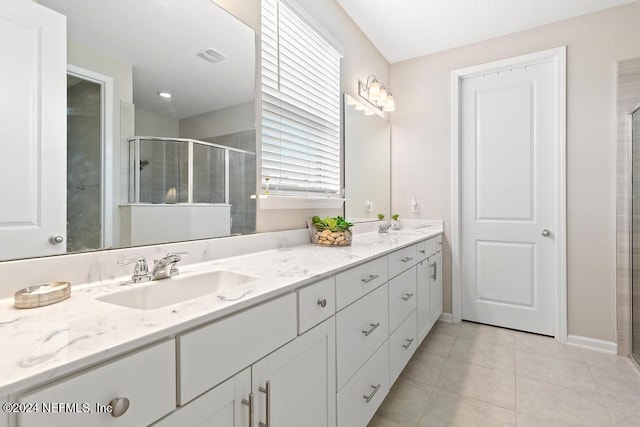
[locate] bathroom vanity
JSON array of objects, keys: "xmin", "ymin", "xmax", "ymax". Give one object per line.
[{"xmin": 0, "ymin": 225, "xmax": 442, "ymax": 427}]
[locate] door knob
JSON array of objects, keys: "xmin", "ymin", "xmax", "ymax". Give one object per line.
[
  {"xmin": 49, "ymin": 235, "xmax": 64, "ymax": 245},
  {"xmin": 541, "ymin": 229, "xmax": 552, "ymax": 237}
]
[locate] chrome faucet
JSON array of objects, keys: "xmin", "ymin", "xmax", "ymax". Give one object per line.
[
  {"xmin": 150, "ymin": 252, "xmax": 187, "ymax": 280},
  {"xmin": 117, "ymin": 257, "xmax": 152, "ymax": 283},
  {"xmin": 378, "ymin": 223, "xmax": 392, "ymax": 234},
  {"xmin": 118, "ymin": 252, "xmax": 187, "ymax": 283}
]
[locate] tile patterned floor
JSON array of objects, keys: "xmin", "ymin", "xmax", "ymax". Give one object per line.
[{"xmin": 369, "ymin": 321, "xmax": 640, "ymax": 426}]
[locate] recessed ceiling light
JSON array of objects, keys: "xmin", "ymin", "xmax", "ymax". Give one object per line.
[
  {"xmin": 197, "ymin": 48, "xmax": 227, "ymax": 64},
  {"xmin": 157, "ymin": 91, "xmax": 172, "ymax": 99}
]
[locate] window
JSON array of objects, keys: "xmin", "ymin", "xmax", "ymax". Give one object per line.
[{"xmin": 261, "ymin": 0, "xmax": 342, "ymax": 199}]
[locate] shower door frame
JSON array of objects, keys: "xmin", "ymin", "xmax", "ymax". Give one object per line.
[{"xmin": 67, "ymin": 64, "xmax": 114, "ymax": 249}]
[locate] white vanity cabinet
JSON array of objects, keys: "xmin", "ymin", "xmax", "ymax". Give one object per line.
[
  {"xmin": 417, "ymin": 235, "xmax": 443, "ymax": 344},
  {"xmin": 157, "ymin": 317, "xmax": 336, "ymax": 427},
  {"xmin": 429, "ymin": 250, "xmax": 443, "ymax": 326},
  {"xmin": 18, "ymin": 340, "xmax": 176, "ymax": 427}
]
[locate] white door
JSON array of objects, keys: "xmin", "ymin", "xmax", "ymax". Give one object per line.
[
  {"xmin": 461, "ymin": 59, "xmax": 556, "ymax": 335},
  {"xmin": 0, "ymin": 0, "xmax": 66, "ymax": 260}
]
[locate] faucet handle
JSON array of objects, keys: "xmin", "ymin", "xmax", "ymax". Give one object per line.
[{"xmin": 118, "ymin": 257, "xmax": 151, "ymax": 282}]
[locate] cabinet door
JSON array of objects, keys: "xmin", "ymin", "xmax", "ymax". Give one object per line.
[
  {"xmin": 252, "ymin": 318, "xmax": 336, "ymax": 427},
  {"xmin": 153, "ymin": 368, "xmax": 251, "ymax": 427},
  {"xmin": 429, "ymin": 251, "xmax": 443, "ymax": 325},
  {"xmin": 0, "ymin": 0, "xmax": 66, "ymax": 260},
  {"xmin": 416, "ymin": 259, "xmax": 431, "ymax": 344}
]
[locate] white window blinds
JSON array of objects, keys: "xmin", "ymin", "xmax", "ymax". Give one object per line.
[{"xmin": 261, "ymin": 0, "xmax": 342, "ymax": 197}]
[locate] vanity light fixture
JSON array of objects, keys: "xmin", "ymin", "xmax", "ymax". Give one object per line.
[
  {"xmin": 358, "ymin": 74, "xmax": 395, "ymax": 112},
  {"xmin": 157, "ymin": 91, "xmax": 173, "ymax": 99}
]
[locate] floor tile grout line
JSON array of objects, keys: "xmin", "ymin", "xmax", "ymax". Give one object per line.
[{"xmin": 581, "ymin": 352, "xmax": 620, "ymax": 426}]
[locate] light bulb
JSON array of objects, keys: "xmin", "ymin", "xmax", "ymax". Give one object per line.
[
  {"xmin": 383, "ymin": 94, "xmax": 395, "ymax": 112},
  {"xmin": 368, "ymin": 80, "xmax": 381, "ymax": 101},
  {"xmin": 377, "ymin": 87, "xmax": 388, "ymax": 106}
]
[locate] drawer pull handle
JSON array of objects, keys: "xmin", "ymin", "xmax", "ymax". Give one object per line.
[
  {"xmin": 361, "ymin": 274, "xmax": 379, "ymax": 284},
  {"xmin": 108, "ymin": 397, "xmax": 130, "ymax": 418},
  {"xmin": 430, "ymin": 262, "xmax": 437, "ymax": 281},
  {"xmin": 401, "ymin": 293, "xmax": 414, "ymax": 301},
  {"xmin": 402, "ymin": 338, "xmax": 415, "ymax": 349},
  {"xmin": 317, "ymin": 298, "xmax": 327, "ymax": 308},
  {"xmin": 363, "ymin": 384, "xmax": 382, "ymax": 403},
  {"xmin": 242, "ymin": 393, "xmax": 254, "ymax": 427},
  {"xmin": 258, "ymin": 380, "xmax": 271, "ymax": 427},
  {"xmin": 419, "ymin": 249, "xmax": 426, "ymax": 254},
  {"xmin": 401, "ymin": 256, "xmax": 414, "ymax": 263},
  {"xmin": 362, "ymin": 322, "xmax": 380, "ymax": 336}
]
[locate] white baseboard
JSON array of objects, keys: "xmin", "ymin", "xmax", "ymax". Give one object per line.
[
  {"xmin": 567, "ymin": 334, "xmax": 617, "ymax": 354},
  {"xmin": 439, "ymin": 312, "xmax": 453, "ymax": 323}
]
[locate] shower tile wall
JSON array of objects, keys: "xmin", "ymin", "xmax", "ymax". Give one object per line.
[
  {"xmin": 67, "ymin": 79, "xmax": 102, "ymax": 252},
  {"xmin": 616, "ymin": 57, "xmax": 640, "ymax": 355}
]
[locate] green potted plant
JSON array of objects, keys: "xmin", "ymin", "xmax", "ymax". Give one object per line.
[
  {"xmin": 391, "ymin": 214, "xmax": 400, "ymax": 230},
  {"xmin": 377, "ymin": 213, "xmax": 385, "ymax": 220},
  {"xmin": 309, "ymin": 216, "xmax": 354, "ymax": 246}
]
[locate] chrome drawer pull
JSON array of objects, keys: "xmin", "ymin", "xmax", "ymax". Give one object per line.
[
  {"xmin": 258, "ymin": 381, "xmax": 271, "ymax": 427},
  {"xmin": 362, "ymin": 322, "xmax": 380, "ymax": 336},
  {"xmin": 401, "ymin": 256, "xmax": 414, "ymax": 263},
  {"xmin": 361, "ymin": 274, "xmax": 379, "ymax": 284},
  {"xmin": 108, "ymin": 397, "xmax": 130, "ymax": 418},
  {"xmin": 401, "ymin": 293, "xmax": 414, "ymax": 301},
  {"xmin": 317, "ymin": 298, "xmax": 327, "ymax": 308},
  {"xmin": 430, "ymin": 262, "xmax": 437, "ymax": 281},
  {"xmin": 363, "ymin": 384, "xmax": 381, "ymax": 403},
  {"xmin": 402, "ymin": 338, "xmax": 415, "ymax": 349},
  {"xmin": 241, "ymin": 393, "xmax": 254, "ymax": 427}
]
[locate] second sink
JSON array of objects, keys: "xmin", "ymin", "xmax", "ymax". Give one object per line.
[{"xmin": 97, "ymin": 270, "xmax": 259, "ymax": 310}]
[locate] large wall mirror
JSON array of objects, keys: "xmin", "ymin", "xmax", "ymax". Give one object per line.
[
  {"xmin": 344, "ymin": 94, "xmax": 391, "ymax": 221},
  {"xmin": 2, "ymin": 0, "xmax": 256, "ymax": 261}
]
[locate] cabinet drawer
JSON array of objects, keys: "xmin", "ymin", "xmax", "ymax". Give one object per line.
[
  {"xmin": 388, "ymin": 244, "xmax": 418, "ymax": 278},
  {"xmin": 389, "ymin": 310, "xmax": 418, "ymax": 384},
  {"xmin": 336, "ymin": 256, "xmax": 387, "ymax": 310},
  {"xmin": 388, "ymin": 267, "xmax": 417, "ymax": 333},
  {"xmin": 419, "ymin": 237, "xmax": 440, "ymax": 260},
  {"xmin": 337, "ymin": 341, "xmax": 389, "ymax": 427},
  {"xmin": 178, "ymin": 293, "xmax": 297, "ymax": 405},
  {"xmin": 19, "ymin": 340, "xmax": 176, "ymax": 427},
  {"xmin": 297, "ymin": 277, "xmax": 335, "ymax": 334},
  {"xmin": 336, "ymin": 284, "xmax": 388, "ymax": 390}
]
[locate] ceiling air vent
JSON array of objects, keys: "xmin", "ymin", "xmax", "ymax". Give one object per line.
[{"xmin": 196, "ymin": 48, "xmax": 227, "ymax": 63}]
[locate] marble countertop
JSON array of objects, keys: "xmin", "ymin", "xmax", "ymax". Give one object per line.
[{"xmin": 0, "ymin": 226, "xmax": 442, "ymax": 396}]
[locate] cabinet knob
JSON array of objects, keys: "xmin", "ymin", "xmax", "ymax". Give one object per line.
[
  {"xmin": 317, "ymin": 298, "xmax": 327, "ymax": 308},
  {"xmin": 108, "ymin": 397, "xmax": 130, "ymax": 417}
]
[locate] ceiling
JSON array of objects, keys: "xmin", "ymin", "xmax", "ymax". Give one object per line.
[
  {"xmin": 336, "ymin": 0, "xmax": 635, "ymax": 63},
  {"xmin": 41, "ymin": 0, "xmax": 255, "ymax": 120}
]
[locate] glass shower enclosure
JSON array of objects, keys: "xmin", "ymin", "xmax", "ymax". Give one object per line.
[
  {"xmin": 128, "ymin": 137, "xmax": 256, "ymax": 235},
  {"xmin": 631, "ymin": 107, "xmax": 640, "ymax": 365}
]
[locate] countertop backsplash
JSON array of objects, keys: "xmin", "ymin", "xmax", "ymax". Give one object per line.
[{"xmin": 0, "ymin": 229, "xmax": 311, "ymax": 300}]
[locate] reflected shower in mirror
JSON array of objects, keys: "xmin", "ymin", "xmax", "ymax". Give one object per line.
[
  {"xmin": 343, "ymin": 94, "xmax": 391, "ymax": 222},
  {"xmin": 4, "ymin": 0, "xmax": 256, "ymax": 261}
]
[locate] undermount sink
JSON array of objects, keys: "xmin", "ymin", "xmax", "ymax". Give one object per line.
[{"xmin": 97, "ymin": 270, "xmax": 259, "ymax": 310}]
